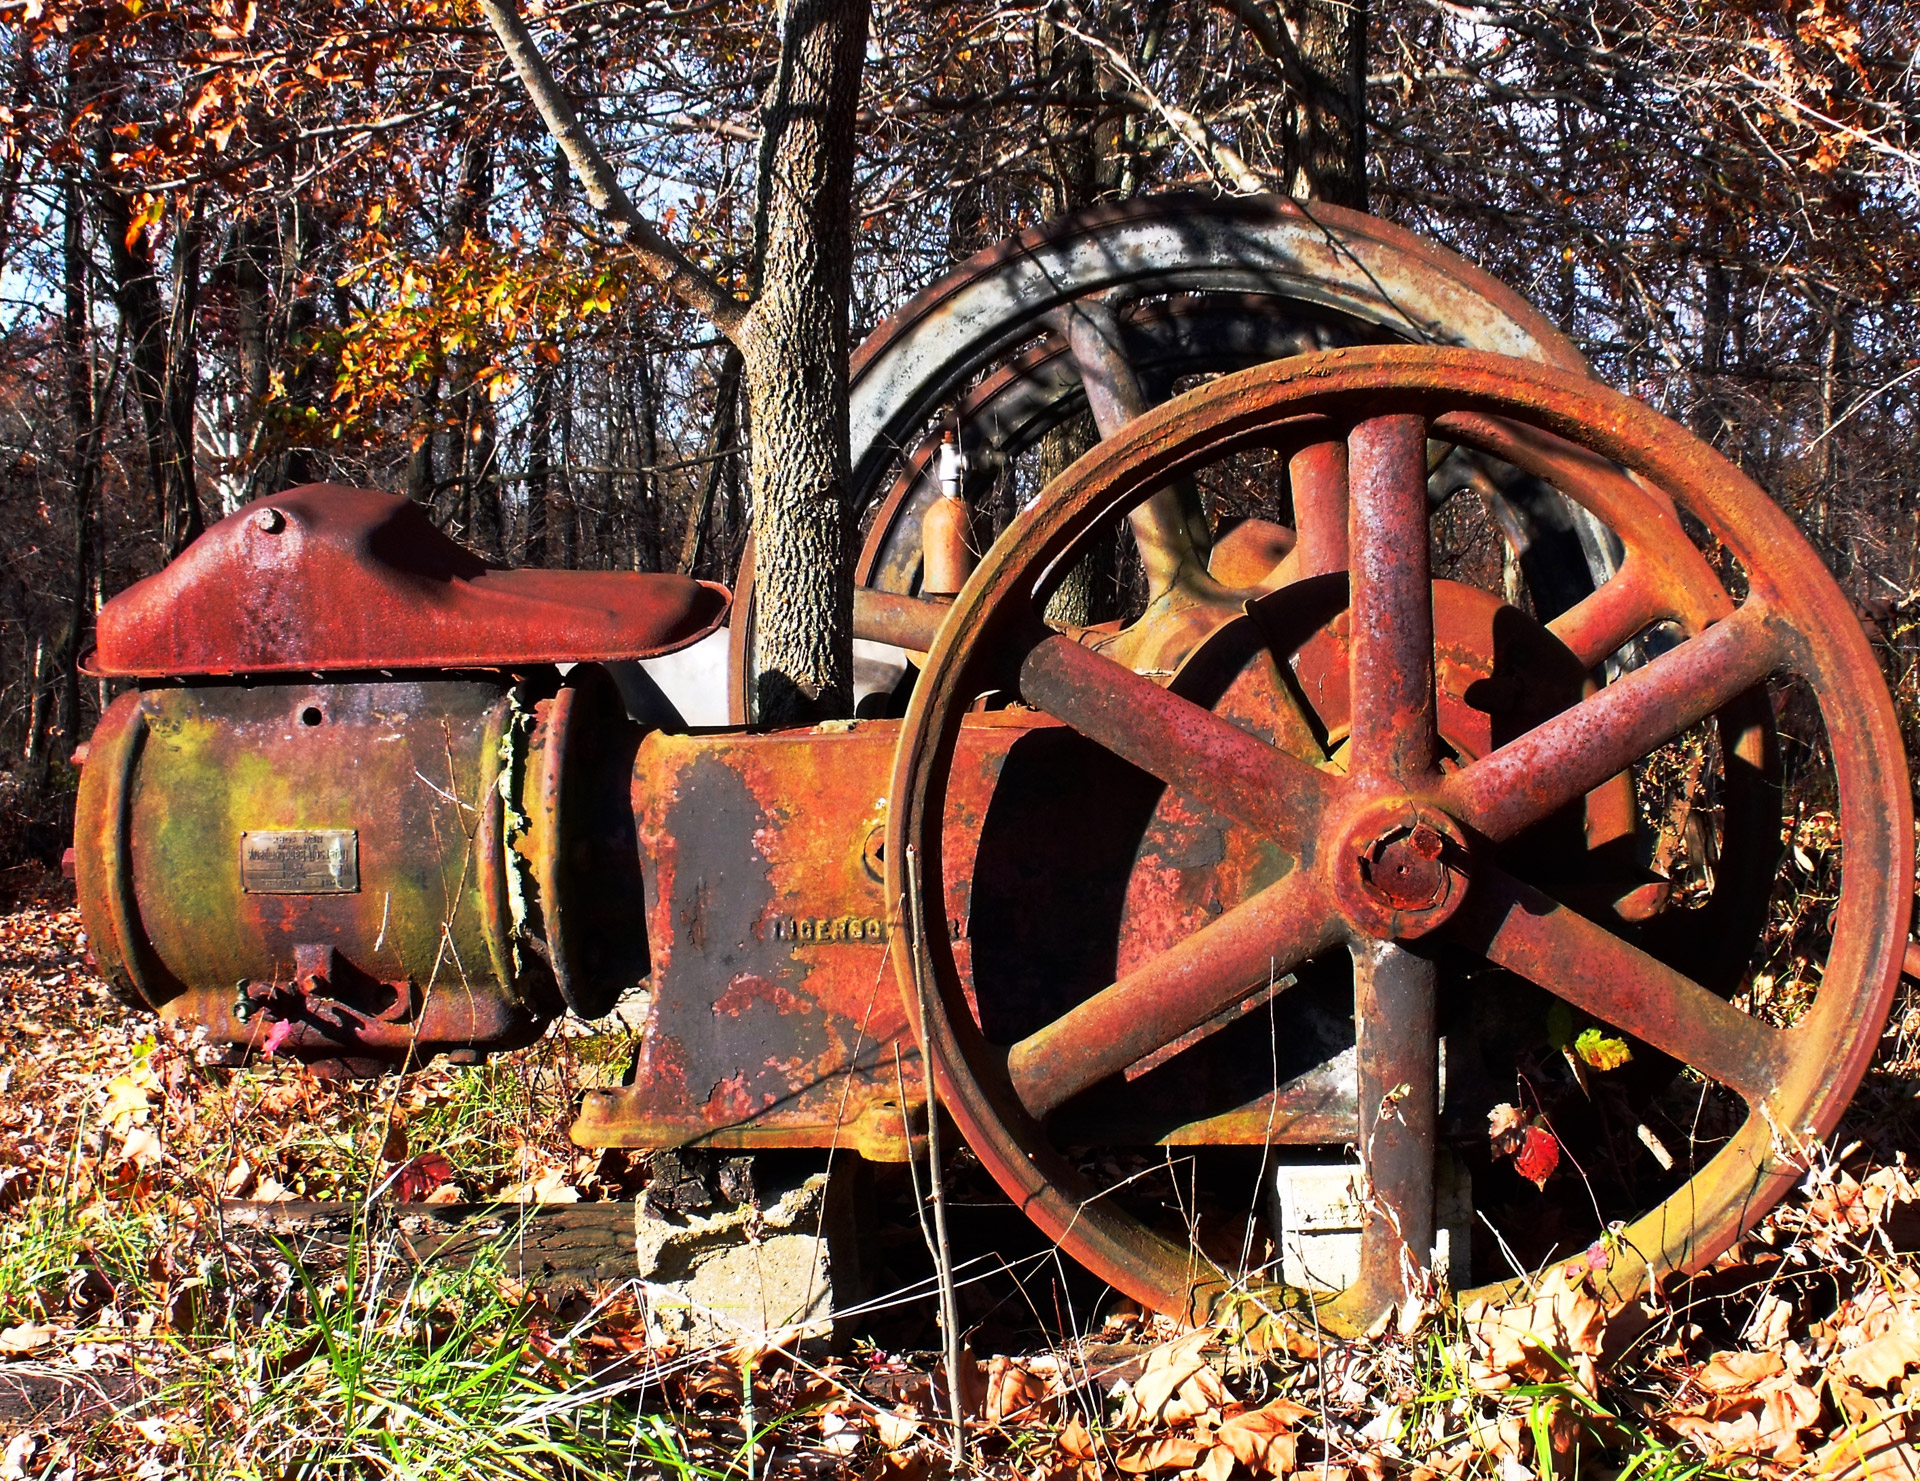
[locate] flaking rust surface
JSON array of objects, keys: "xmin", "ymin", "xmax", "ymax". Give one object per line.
[{"xmin": 591, "ymin": 724, "xmax": 935, "ymax": 1157}]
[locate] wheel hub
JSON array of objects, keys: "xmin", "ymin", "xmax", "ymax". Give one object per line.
[{"xmin": 1329, "ymin": 798, "xmax": 1470, "ymax": 939}]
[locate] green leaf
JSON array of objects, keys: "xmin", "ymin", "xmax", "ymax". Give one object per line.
[
  {"xmin": 1546, "ymin": 1001, "xmax": 1574, "ymax": 1051},
  {"xmin": 1574, "ymin": 1026, "xmax": 1632, "ymax": 1071}
]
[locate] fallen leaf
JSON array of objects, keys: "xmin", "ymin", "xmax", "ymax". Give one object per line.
[
  {"xmin": 100, "ymin": 1071, "xmax": 154, "ymax": 1131},
  {"xmin": 1460, "ymin": 1266, "xmax": 1606, "ymax": 1393},
  {"xmin": 872, "ymin": 1407, "xmax": 920, "ymax": 1450},
  {"xmin": 1239, "ymin": 1314, "xmax": 1321, "ymax": 1361},
  {"xmin": 395, "ymin": 1153, "xmax": 453, "ymax": 1202},
  {"xmin": 1, "ymin": 1432, "xmax": 44, "ymax": 1480},
  {"xmin": 1488, "ymin": 1103, "xmax": 1527, "ymax": 1150},
  {"xmin": 118, "ymin": 1125, "xmax": 163, "ymax": 1169},
  {"xmin": 1669, "ymin": 1376, "xmax": 1820, "ymax": 1463},
  {"xmin": 1811, "ymin": 1393, "xmax": 1920, "ymax": 1480},
  {"xmin": 985, "ymin": 1354, "xmax": 1056, "ymax": 1425},
  {"xmin": 1837, "ymin": 1330, "xmax": 1920, "ymax": 1391},
  {"xmin": 817, "ymin": 1406, "xmax": 861, "ymax": 1457},
  {"xmin": 501, "ymin": 1167, "xmax": 579, "ymax": 1204},
  {"xmin": 0, "ymin": 1323, "xmax": 56, "ymax": 1356},
  {"xmin": 1194, "ymin": 1444, "xmax": 1237, "ymax": 1481},
  {"xmin": 1057, "ymin": 1414, "xmax": 1098, "ymax": 1462},
  {"xmin": 1115, "ymin": 1434, "xmax": 1205, "ymax": 1473},
  {"xmin": 1118, "ymin": 1329, "xmax": 1227, "ymax": 1430},
  {"xmin": 1215, "ymin": 1395, "xmax": 1310, "ymax": 1474},
  {"xmin": 1744, "ymin": 1292, "xmax": 1793, "ymax": 1349},
  {"xmin": 1696, "ymin": 1349, "xmax": 1785, "ymax": 1393}
]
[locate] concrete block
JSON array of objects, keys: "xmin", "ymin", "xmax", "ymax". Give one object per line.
[
  {"xmin": 1269, "ymin": 1155, "xmax": 1471, "ymax": 1294},
  {"xmin": 635, "ymin": 1167, "xmax": 856, "ymax": 1348}
]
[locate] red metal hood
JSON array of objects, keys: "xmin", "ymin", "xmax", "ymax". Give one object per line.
[{"xmin": 91, "ymin": 484, "xmax": 730, "ymax": 676}]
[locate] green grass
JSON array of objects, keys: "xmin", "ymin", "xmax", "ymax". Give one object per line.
[{"xmin": 157, "ymin": 1220, "xmax": 676, "ymax": 1480}]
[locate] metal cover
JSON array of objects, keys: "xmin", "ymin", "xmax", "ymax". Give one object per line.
[
  {"xmin": 88, "ymin": 485, "xmax": 731, "ymax": 677},
  {"xmin": 240, "ymin": 830, "xmax": 359, "ymax": 894}
]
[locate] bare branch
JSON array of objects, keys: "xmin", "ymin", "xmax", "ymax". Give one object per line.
[{"xmin": 479, "ymin": 0, "xmax": 749, "ymax": 336}]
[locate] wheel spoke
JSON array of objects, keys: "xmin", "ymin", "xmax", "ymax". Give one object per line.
[
  {"xmin": 1351, "ymin": 940, "xmax": 1438, "ymax": 1306},
  {"xmin": 1288, "ymin": 438, "xmax": 1349, "ymax": 578},
  {"xmin": 1347, "ymin": 414, "xmax": 1439, "ymax": 785},
  {"xmin": 1058, "ymin": 301, "xmax": 1206, "ymax": 596},
  {"xmin": 1545, "ymin": 557, "xmax": 1662, "ymax": 671},
  {"xmin": 1017, "ymin": 633, "xmax": 1337, "ymax": 851},
  {"xmin": 1444, "ymin": 603, "xmax": 1787, "ymax": 843},
  {"xmin": 1004, "ymin": 871, "xmax": 1342, "ymax": 1120},
  {"xmin": 1451, "ymin": 865, "xmax": 1785, "ymax": 1102}
]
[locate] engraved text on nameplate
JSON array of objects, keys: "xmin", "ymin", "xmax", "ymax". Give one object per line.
[
  {"xmin": 764, "ymin": 914, "xmax": 890, "ymax": 944},
  {"xmin": 240, "ymin": 830, "xmax": 360, "ymax": 894}
]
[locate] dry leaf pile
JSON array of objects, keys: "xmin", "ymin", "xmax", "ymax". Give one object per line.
[{"xmin": 2, "ymin": 870, "xmax": 1920, "ymax": 1477}]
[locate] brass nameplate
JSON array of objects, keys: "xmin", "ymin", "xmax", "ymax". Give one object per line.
[{"xmin": 240, "ymin": 830, "xmax": 359, "ymax": 894}]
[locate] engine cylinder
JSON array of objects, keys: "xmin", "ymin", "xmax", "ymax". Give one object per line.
[{"xmin": 73, "ymin": 667, "xmax": 646, "ymax": 1072}]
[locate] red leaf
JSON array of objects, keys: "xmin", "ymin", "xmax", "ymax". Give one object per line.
[
  {"xmin": 396, "ymin": 1153, "xmax": 453, "ymax": 1203},
  {"xmin": 1514, "ymin": 1125, "xmax": 1561, "ymax": 1189}
]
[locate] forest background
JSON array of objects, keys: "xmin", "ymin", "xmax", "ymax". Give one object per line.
[{"xmin": 0, "ymin": 0, "xmax": 1914, "ymax": 859}]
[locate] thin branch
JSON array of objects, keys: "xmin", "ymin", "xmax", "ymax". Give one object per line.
[{"xmin": 479, "ymin": 0, "xmax": 750, "ymax": 337}]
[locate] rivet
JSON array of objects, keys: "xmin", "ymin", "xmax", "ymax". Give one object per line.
[{"xmin": 255, "ymin": 508, "xmax": 286, "ymax": 534}]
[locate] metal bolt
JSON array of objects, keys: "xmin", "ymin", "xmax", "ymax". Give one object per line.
[{"xmin": 1360, "ymin": 824, "xmax": 1450, "ymax": 911}]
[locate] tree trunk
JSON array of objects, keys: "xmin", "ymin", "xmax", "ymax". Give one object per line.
[
  {"xmin": 99, "ymin": 164, "xmax": 203, "ymax": 557},
  {"xmin": 635, "ymin": 342, "xmax": 662, "ymax": 572},
  {"xmin": 482, "ymin": 0, "xmax": 867, "ymax": 719},
  {"xmin": 523, "ymin": 352, "xmax": 555, "ymax": 565},
  {"xmin": 406, "ymin": 376, "xmax": 440, "ymax": 505},
  {"xmin": 737, "ymin": 0, "xmax": 870, "ymax": 724},
  {"xmin": 443, "ymin": 138, "xmax": 496, "ymax": 547},
  {"xmin": 1033, "ymin": 19, "xmax": 1124, "ymax": 626},
  {"xmin": 678, "ymin": 346, "xmax": 743, "ymax": 578},
  {"xmin": 1278, "ymin": 0, "xmax": 1367, "ymax": 208},
  {"xmin": 52, "ymin": 177, "xmax": 104, "ymax": 774}
]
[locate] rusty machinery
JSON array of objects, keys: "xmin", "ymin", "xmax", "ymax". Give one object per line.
[{"xmin": 68, "ymin": 197, "xmax": 1912, "ymax": 1333}]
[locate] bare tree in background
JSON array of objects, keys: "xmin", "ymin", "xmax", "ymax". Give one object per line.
[{"xmin": 482, "ymin": 0, "xmax": 870, "ymax": 725}]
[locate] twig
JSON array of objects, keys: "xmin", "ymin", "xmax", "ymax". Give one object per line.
[
  {"xmin": 904, "ymin": 845, "xmax": 967, "ymax": 1471},
  {"xmin": 478, "ymin": 0, "xmax": 748, "ymax": 336}
]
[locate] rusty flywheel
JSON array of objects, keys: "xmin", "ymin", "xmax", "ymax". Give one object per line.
[
  {"xmin": 885, "ymin": 345, "xmax": 1911, "ymax": 1330},
  {"xmin": 731, "ymin": 194, "xmax": 1619, "ymax": 722}
]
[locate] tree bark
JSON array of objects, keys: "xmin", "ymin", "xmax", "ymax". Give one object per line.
[
  {"xmin": 232, "ymin": 211, "xmax": 277, "ymax": 500},
  {"xmin": 406, "ymin": 376, "xmax": 440, "ymax": 505},
  {"xmin": 484, "ymin": 0, "xmax": 867, "ymax": 724},
  {"xmin": 1275, "ymin": 0, "xmax": 1367, "ymax": 208},
  {"xmin": 444, "ymin": 138, "xmax": 499, "ymax": 553},
  {"xmin": 734, "ymin": 0, "xmax": 869, "ymax": 723},
  {"xmin": 52, "ymin": 178, "xmax": 96, "ymax": 776},
  {"xmin": 678, "ymin": 346, "xmax": 743, "ymax": 578},
  {"xmin": 523, "ymin": 351, "xmax": 555, "ymax": 565},
  {"xmin": 99, "ymin": 166, "xmax": 203, "ymax": 557}
]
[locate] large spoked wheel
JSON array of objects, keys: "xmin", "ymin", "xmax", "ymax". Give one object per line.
[
  {"xmin": 885, "ymin": 346, "xmax": 1911, "ymax": 1330},
  {"xmin": 731, "ymin": 195, "xmax": 1616, "ymax": 723}
]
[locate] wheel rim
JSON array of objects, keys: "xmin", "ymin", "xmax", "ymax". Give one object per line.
[{"xmin": 886, "ymin": 345, "xmax": 1910, "ymax": 1329}]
